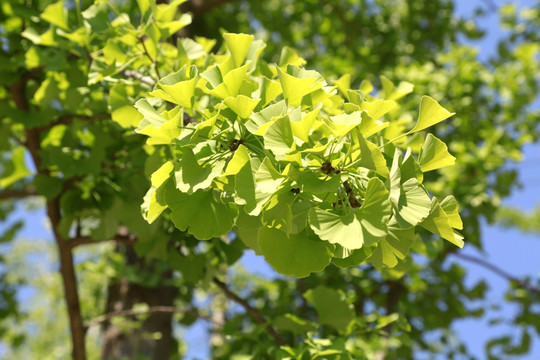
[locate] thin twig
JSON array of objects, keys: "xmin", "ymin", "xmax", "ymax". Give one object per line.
[
  {"xmin": 212, "ymin": 277, "xmax": 289, "ymax": 346},
  {"xmin": 38, "ymin": 113, "xmax": 110, "ymax": 130},
  {"xmin": 122, "ymin": 70, "xmax": 157, "ymax": 86},
  {"xmin": 451, "ymin": 252, "xmax": 540, "ymax": 295},
  {"xmin": 68, "ymin": 233, "xmax": 137, "ymax": 250},
  {"xmin": 84, "ymin": 306, "xmax": 219, "ymax": 330},
  {"xmin": 137, "ymin": 36, "xmax": 161, "ymax": 79}
]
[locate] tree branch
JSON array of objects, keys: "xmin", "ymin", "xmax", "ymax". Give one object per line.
[
  {"xmin": 0, "ymin": 187, "xmax": 37, "ymax": 200},
  {"xmin": 38, "ymin": 113, "xmax": 110, "ymax": 131},
  {"xmin": 68, "ymin": 233, "xmax": 137, "ymax": 250},
  {"xmin": 84, "ymin": 306, "xmax": 219, "ymax": 330},
  {"xmin": 10, "ymin": 69, "xmax": 87, "ymax": 360},
  {"xmin": 122, "ymin": 70, "xmax": 157, "ymax": 86},
  {"xmin": 137, "ymin": 36, "xmax": 161, "ymax": 79},
  {"xmin": 212, "ymin": 277, "xmax": 289, "ymax": 346},
  {"xmin": 451, "ymin": 252, "xmax": 540, "ymax": 295}
]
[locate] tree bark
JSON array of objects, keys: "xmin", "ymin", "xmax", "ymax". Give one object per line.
[{"xmin": 101, "ymin": 245, "xmax": 177, "ymax": 360}]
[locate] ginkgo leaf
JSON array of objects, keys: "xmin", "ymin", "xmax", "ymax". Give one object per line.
[
  {"xmin": 141, "ymin": 186, "xmax": 167, "ymax": 224},
  {"xmin": 166, "ymin": 185, "xmax": 238, "ymax": 240},
  {"xmin": 351, "ymin": 133, "xmax": 389, "ymax": 177},
  {"xmin": 234, "ymin": 210, "xmax": 262, "ymax": 253},
  {"xmin": 290, "ymin": 107, "xmax": 320, "ymax": 142},
  {"xmin": 0, "ymin": 147, "xmax": 32, "ymax": 188},
  {"xmin": 298, "ymin": 171, "xmax": 341, "ymax": 194},
  {"xmin": 308, "ymin": 210, "xmax": 364, "ymax": 249},
  {"xmin": 135, "ymin": 99, "xmax": 183, "ymax": 144},
  {"xmin": 224, "ymin": 144, "xmax": 250, "ymax": 175},
  {"xmin": 174, "ymin": 149, "xmax": 224, "ymax": 193},
  {"xmin": 418, "ymin": 133, "xmax": 456, "ymax": 171},
  {"xmin": 408, "ymin": 96, "xmax": 455, "ymax": 134},
  {"xmin": 304, "ymin": 286, "xmax": 355, "ymax": 333},
  {"xmin": 278, "ymin": 67, "xmax": 321, "ymax": 107},
  {"xmin": 224, "ymin": 95, "xmax": 260, "ymax": 119},
  {"xmin": 440, "ymin": 195, "xmax": 463, "ymax": 230},
  {"xmin": 380, "ymin": 75, "xmax": 414, "ymax": 101},
  {"xmin": 309, "ymin": 178, "xmax": 391, "ymax": 249},
  {"xmin": 151, "ymin": 161, "xmax": 174, "ymax": 188},
  {"xmin": 332, "ymin": 245, "xmax": 375, "ymax": 268},
  {"xmin": 202, "ymin": 62, "xmax": 250, "ymax": 99},
  {"xmin": 326, "ymin": 111, "xmax": 363, "ymax": 138},
  {"xmin": 369, "ymin": 219, "xmax": 415, "ymax": 269},
  {"xmin": 274, "ymin": 314, "xmax": 318, "ymax": 335},
  {"xmin": 389, "ymin": 150, "xmax": 431, "ymax": 226},
  {"xmin": 258, "ymin": 227, "xmax": 333, "ymax": 278},
  {"xmin": 360, "ymin": 98, "xmax": 397, "ymax": 120},
  {"xmin": 420, "ymin": 197, "xmax": 464, "ymax": 248},
  {"xmin": 224, "ymin": 33, "xmax": 254, "ymax": 67},
  {"xmin": 149, "ymin": 65, "xmax": 198, "ymax": 109},
  {"xmin": 263, "ymin": 115, "xmax": 294, "ymax": 155},
  {"xmin": 235, "ymin": 158, "xmax": 284, "ymax": 216},
  {"xmin": 41, "ymin": 1, "xmax": 69, "ymax": 31}
]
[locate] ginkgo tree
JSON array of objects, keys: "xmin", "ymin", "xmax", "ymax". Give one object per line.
[
  {"xmin": 136, "ymin": 33, "xmax": 463, "ymax": 277},
  {"xmin": 1, "ymin": 0, "xmax": 539, "ymax": 359}
]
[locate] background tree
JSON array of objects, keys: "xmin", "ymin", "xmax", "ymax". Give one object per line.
[{"xmin": 0, "ymin": 1, "xmax": 538, "ymax": 360}]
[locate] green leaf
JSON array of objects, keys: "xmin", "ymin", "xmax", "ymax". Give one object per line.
[
  {"xmin": 81, "ymin": 1, "xmax": 109, "ymax": 33},
  {"xmin": 263, "ymin": 115, "xmax": 294, "ymax": 155},
  {"xmin": 326, "ymin": 111, "xmax": 363, "ymax": 138},
  {"xmin": 298, "ymin": 171, "xmax": 341, "ymax": 194},
  {"xmin": 277, "ymin": 67, "xmax": 322, "ymax": 107},
  {"xmin": 151, "ymin": 161, "xmax": 174, "ymax": 188},
  {"xmin": 274, "ymin": 314, "xmax": 318, "ymax": 335},
  {"xmin": 309, "ymin": 178, "xmax": 391, "ymax": 249},
  {"xmin": 202, "ymin": 62, "xmax": 250, "ymax": 99},
  {"xmin": 257, "ymin": 227, "xmax": 333, "ymax": 277},
  {"xmin": 234, "ymin": 210, "xmax": 262, "ymax": 253},
  {"xmin": 389, "ymin": 150, "xmax": 431, "ymax": 226},
  {"xmin": 149, "ymin": 65, "xmax": 198, "ymax": 109},
  {"xmin": 34, "ymin": 174, "xmax": 63, "ymax": 199},
  {"xmin": 141, "ymin": 185, "xmax": 167, "ymax": 224},
  {"xmin": 351, "ymin": 133, "xmax": 389, "ymax": 177},
  {"xmin": 235, "ymin": 158, "xmax": 284, "ymax": 216},
  {"xmin": 409, "ymin": 96, "xmax": 455, "ymax": 134},
  {"xmin": 109, "ymin": 83, "xmax": 143, "ymax": 128},
  {"xmin": 40, "ymin": 0, "xmax": 69, "ymax": 31},
  {"xmin": 175, "ymin": 149, "xmax": 224, "ymax": 193},
  {"xmin": 440, "ymin": 196, "xmax": 463, "ymax": 230},
  {"xmin": 418, "ymin": 133, "xmax": 456, "ymax": 171},
  {"xmin": 359, "ymin": 98, "xmax": 397, "ymax": 120},
  {"xmin": 309, "ymin": 210, "xmax": 364, "ymax": 250},
  {"xmin": 224, "ymin": 95, "xmax": 260, "ymax": 119},
  {"xmin": 224, "ymin": 33, "xmax": 254, "ymax": 67},
  {"xmin": 224, "ymin": 144, "xmax": 250, "ymax": 175},
  {"xmin": 0, "ymin": 147, "xmax": 31, "ymax": 188},
  {"xmin": 332, "ymin": 245, "xmax": 375, "ymax": 268},
  {"xmin": 166, "ymin": 186, "xmax": 237, "ymax": 240},
  {"xmin": 420, "ymin": 197, "xmax": 464, "ymax": 248},
  {"xmin": 135, "ymin": 99, "xmax": 182, "ymax": 144},
  {"xmin": 369, "ymin": 219, "xmax": 416, "ymax": 269},
  {"xmin": 303, "ymin": 286, "xmax": 355, "ymax": 333},
  {"xmin": 380, "ymin": 75, "xmax": 414, "ymax": 101}
]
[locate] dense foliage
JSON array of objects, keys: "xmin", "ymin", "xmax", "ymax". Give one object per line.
[{"xmin": 0, "ymin": 0, "xmax": 538, "ymax": 359}]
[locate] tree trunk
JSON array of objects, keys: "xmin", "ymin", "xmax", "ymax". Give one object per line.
[{"xmin": 101, "ymin": 245, "xmax": 177, "ymax": 360}]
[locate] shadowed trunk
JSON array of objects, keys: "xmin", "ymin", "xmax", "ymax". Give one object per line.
[{"xmin": 101, "ymin": 245, "xmax": 177, "ymax": 360}]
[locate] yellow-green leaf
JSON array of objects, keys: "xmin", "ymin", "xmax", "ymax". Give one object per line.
[
  {"xmin": 418, "ymin": 133, "xmax": 456, "ymax": 171},
  {"xmin": 409, "ymin": 96, "xmax": 455, "ymax": 134}
]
